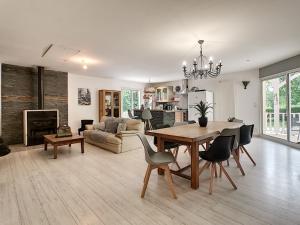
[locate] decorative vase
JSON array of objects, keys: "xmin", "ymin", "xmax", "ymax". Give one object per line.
[{"xmin": 198, "ymin": 117, "xmax": 208, "ymax": 127}]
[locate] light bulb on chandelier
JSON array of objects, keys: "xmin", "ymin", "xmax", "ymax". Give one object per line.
[{"xmin": 182, "ymin": 40, "xmax": 222, "ymax": 79}]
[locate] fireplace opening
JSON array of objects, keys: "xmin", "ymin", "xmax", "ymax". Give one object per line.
[{"xmin": 24, "ymin": 110, "xmax": 58, "ymax": 146}]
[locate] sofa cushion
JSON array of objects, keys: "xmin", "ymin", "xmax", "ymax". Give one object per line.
[
  {"xmin": 94, "ymin": 122, "xmax": 105, "ymax": 131},
  {"xmin": 88, "ymin": 130, "xmax": 121, "ymax": 144},
  {"xmin": 104, "ymin": 117, "xmax": 119, "ymax": 133},
  {"xmin": 117, "ymin": 122, "xmax": 127, "ymax": 133},
  {"xmin": 126, "ymin": 119, "xmax": 142, "ymax": 130}
]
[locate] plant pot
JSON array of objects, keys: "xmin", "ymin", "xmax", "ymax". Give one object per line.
[{"xmin": 198, "ymin": 117, "xmax": 208, "ymax": 127}]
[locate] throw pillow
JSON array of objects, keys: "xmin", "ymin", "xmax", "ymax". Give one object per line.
[
  {"xmin": 104, "ymin": 117, "xmax": 119, "ymax": 133},
  {"xmin": 117, "ymin": 122, "xmax": 127, "ymax": 133},
  {"xmin": 85, "ymin": 124, "xmax": 94, "ymax": 130}
]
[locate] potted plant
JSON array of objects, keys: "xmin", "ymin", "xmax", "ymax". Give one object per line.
[{"xmin": 193, "ymin": 100, "xmax": 213, "ymax": 127}]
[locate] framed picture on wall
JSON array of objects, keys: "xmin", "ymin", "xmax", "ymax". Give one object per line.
[{"xmin": 78, "ymin": 88, "xmax": 91, "ymax": 105}]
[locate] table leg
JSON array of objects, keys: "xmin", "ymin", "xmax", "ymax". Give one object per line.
[
  {"xmin": 157, "ymin": 136, "xmax": 165, "ymax": 175},
  {"xmin": 191, "ymin": 141, "xmax": 200, "ymax": 189},
  {"xmin": 44, "ymin": 141, "xmax": 48, "ymax": 151},
  {"xmin": 69, "ymin": 144, "xmax": 71, "ymax": 147},
  {"xmin": 53, "ymin": 145, "xmax": 58, "ymax": 159},
  {"xmin": 81, "ymin": 140, "xmax": 84, "ymax": 153}
]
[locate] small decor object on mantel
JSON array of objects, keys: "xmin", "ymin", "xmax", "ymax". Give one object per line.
[
  {"xmin": 78, "ymin": 88, "xmax": 91, "ymax": 105},
  {"xmin": 56, "ymin": 124, "xmax": 72, "ymax": 138},
  {"xmin": 193, "ymin": 100, "xmax": 213, "ymax": 127}
]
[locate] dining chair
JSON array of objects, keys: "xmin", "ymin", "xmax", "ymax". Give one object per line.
[
  {"xmin": 142, "ymin": 108, "xmax": 153, "ymax": 130},
  {"xmin": 199, "ymin": 135, "xmax": 237, "ymax": 194},
  {"xmin": 154, "ymin": 124, "xmax": 181, "ymax": 170},
  {"xmin": 128, "ymin": 109, "xmax": 138, "ymax": 119},
  {"xmin": 136, "ymin": 133, "xmax": 177, "ymax": 199},
  {"xmin": 239, "ymin": 124, "xmax": 256, "ymax": 166},
  {"xmin": 219, "ymin": 128, "xmax": 245, "ymax": 176}
]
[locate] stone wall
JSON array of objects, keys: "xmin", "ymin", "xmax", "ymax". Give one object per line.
[{"xmin": 1, "ymin": 64, "xmax": 68, "ymax": 145}]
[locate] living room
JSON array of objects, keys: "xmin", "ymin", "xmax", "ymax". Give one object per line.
[{"xmin": 0, "ymin": 0, "xmax": 300, "ymax": 225}]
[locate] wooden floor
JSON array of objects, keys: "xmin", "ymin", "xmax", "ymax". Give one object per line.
[{"xmin": 1, "ymin": 137, "xmax": 300, "ymax": 225}]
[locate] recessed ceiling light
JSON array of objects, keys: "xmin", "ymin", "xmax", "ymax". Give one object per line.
[{"xmin": 83, "ymin": 65, "xmax": 88, "ymax": 70}]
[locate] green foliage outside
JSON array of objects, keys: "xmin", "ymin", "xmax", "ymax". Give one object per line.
[
  {"xmin": 265, "ymin": 75, "xmax": 300, "ymax": 113},
  {"xmin": 122, "ymin": 89, "xmax": 140, "ymax": 114}
]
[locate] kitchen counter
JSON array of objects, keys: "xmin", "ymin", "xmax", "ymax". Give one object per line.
[{"xmin": 133, "ymin": 109, "xmax": 187, "ymax": 129}]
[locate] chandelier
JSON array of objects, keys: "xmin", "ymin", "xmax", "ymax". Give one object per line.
[{"xmin": 182, "ymin": 40, "xmax": 222, "ymax": 79}]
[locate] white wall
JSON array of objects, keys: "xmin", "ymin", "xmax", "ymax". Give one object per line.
[
  {"xmin": 68, "ymin": 73, "xmax": 145, "ymax": 131},
  {"xmin": 153, "ymin": 69, "xmax": 261, "ymax": 134},
  {"xmin": 190, "ymin": 69, "xmax": 261, "ymax": 134}
]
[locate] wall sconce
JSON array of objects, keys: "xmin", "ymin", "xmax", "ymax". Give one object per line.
[{"xmin": 242, "ymin": 81, "xmax": 250, "ymax": 89}]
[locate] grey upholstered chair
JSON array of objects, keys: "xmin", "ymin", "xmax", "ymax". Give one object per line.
[
  {"xmin": 142, "ymin": 108, "xmax": 153, "ymax": 130},
  {"xmin": 128, "ymin": 109, "xmax": 138, "ymax": 119},
  {"xmin": 219, "ymin": 128, "xmax": 245, "ymax": 176},
  {"xmin": 136, "ymin": 133, "xmax": 177, "ymax": 199}
]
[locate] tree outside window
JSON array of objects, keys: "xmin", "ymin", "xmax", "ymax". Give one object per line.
[{"xmin": 122, "ymin": 89, "xmax": 141, "ymax": 117}]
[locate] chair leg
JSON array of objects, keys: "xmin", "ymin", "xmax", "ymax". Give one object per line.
[
  {"xmin": 199, "ymin": 161, "xmax": 211, "ymax": 177},
  {"xmin": 241, "ymin": 146, "xmax": 256, "ymax": 166},
  {"xmin": 164, "ymin": 165, "xmax": 177, "ymax": 199},
  {"xmin": 168, "ymin": 148, "xmax": 181, "ymax": 170},
  {"xmin": 232, "ymin": 150, "xmax": 245, "ymax": 176},
  {"xmin": 218, "ymin": 162, "xmax": 237, "ymax": 190},
  {"xmin": 209, "ymin": 163, "xmax": 215, "ymax": 194},
  {"xmin": 227, "ymin": 159, "xmax": 230, "ymax": 166},
  {"xmin": 219, "ymin": 162, "xmax": 222, "ymax": 177},
  {"xmin": 174, "ymin": 147, "xmax": 181, "ymax": 170},
  {"xmin": 141, "ymin": 164, "xmax": 152, "ymax": 198},
  {"xmin": 214, "ymin": 163, "xmax": 218, "ymax": 178}
]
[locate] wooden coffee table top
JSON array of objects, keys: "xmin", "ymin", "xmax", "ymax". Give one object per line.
[{"xmin": 44, "ymin": 134, "xmax": 84, "ymax": 143}]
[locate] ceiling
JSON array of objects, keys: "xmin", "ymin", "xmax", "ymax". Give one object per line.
[{"xmin": 0, "ymin": 0, "xmax": 300, "ymax": 83}]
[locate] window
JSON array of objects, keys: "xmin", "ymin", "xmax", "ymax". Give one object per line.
[
  {"xmin": 262, "ymin": 71, "xmax": 300, "ymax": 143},
  {"xmin": 122, "ymin": 89, "xmax": 141, "ymax": 117}
]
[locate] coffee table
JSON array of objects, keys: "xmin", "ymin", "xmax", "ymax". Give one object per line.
[{"xmin": 44, "ymin": 134, "xmax": 85, "ymax": 159}]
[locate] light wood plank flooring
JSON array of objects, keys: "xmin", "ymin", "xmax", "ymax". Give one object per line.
[{"xmin": 1, "ymin": 137, "xmax": 300, "ymax": 225}]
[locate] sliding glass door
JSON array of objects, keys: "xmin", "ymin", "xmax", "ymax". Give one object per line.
[
  {"xmin": 262, "ymin": 71, "xmax": 300, "ymax": 144},
  {"xmin": 262, "ymin": 75, "xmax": 287, "ymax": 140},
  {"xmin": 289, "ymin": 72, "xmax": 300, "ymax": 143}
]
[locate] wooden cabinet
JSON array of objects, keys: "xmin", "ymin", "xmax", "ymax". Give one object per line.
[
  {"xmin": 99, "ymin": 90, "xmax": 121, "ymax": 120},
  {"xmin": 155, "ymin": 86, "xmax": 174, "ymax": 102}
]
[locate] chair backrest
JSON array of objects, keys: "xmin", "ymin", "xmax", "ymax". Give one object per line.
[
  {"xmin": 142, "ymin": 108, "xmax": 152, "ymax": 120},
  {"xmin": 220, "ymin": 128, "xmax": 240, "ymax": 150},
  {"xmin": 136, "ymin": 133, "xmax": 156, "ymax": 164},
  {"xmin": 128, "ymin": 110, "xmax": 134, "ymax": 118},
  {"xmin": 207, "ymin": 135, "xmax": 235, "ymax": 161},
  {"xmin": 81, "ymin": 120, "xmax": 93, "ymax": 128},
  {"xmin": 232, "ymin": 118, "xmax": 243, "ymax": 123},
  {"xmin": 239, "ymin": 124, "xmax": 254, "ymax": 145},
  {"xmin": 153, "ymin": 124, "xmax": 170, "ymax": 145}
]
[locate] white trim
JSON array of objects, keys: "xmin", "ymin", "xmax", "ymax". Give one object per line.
[{"xmin": 260, "ymin": 134, "xmax": 300, "ymax": 149}]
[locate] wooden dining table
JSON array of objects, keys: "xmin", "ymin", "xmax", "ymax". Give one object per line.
[{"xmin": 147, "ymin": 121, "xmax": 242, "ymax": 189}]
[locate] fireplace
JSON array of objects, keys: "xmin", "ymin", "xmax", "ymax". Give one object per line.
[{"xmin": 24, "ymin": 110, "xmax": 59, "ymax": 146}]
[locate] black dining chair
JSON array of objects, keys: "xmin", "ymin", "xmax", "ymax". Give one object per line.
[
  {"xmin": 199, "ymin": 135, "xmax": 237, "ymax": 194},
  {"xmin": 219, "ymin": 128, "xmax": 245, "ymax": 176},
  {"xmin": 239, "ymin": 124, "xmax": 256, "ymax": 166},
  {"xmin": 154, "ymin": 124, "xmax": 181, "ymax": 170}
]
